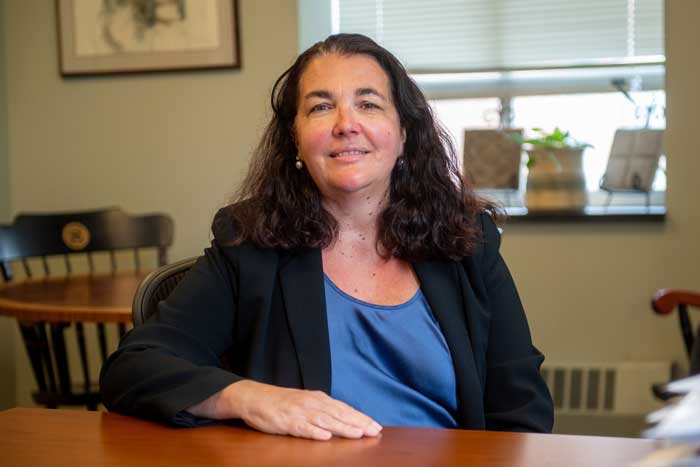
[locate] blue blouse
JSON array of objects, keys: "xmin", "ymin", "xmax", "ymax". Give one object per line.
[{"xmin": 324, "ymin": 275, "xmax": 458, "ymax": 428}]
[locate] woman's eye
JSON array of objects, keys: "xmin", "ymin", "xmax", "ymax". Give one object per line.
[
  {"xmin": 310, "ymin": 103, "xmax": 331, "ymax": 112},
  {"xmin": 360, "ymin": 102, "xmax": 380, "ymax": 110}
]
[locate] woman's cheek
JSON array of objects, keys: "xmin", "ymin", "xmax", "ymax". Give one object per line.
[{"xmin": 300, "ymin": 128, "xmax": 331, "ymax": 156}]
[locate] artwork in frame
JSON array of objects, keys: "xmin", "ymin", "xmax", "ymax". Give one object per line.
[{"xmin": 56, "ymin": 0, "xmax": 240, "ymax": 76}]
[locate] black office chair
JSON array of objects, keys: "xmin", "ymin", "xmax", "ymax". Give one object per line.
[
  {"xmin": 0, "ymin": 207, "xmax": 174, "ymax": 409},
  {"xmin": 131, "ymin": 257, "xmax": 197, "ymax": 326},
  {"xmin": 651, "ymin": 289, "xmax": 700, "ymax": 400}
]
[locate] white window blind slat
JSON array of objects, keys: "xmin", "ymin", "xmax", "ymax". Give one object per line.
[
  {"xmin": 335, "ymin": 0, "xmax": 664, "ymax": 73},
  {"xmin": 634, "ymin": 0, "xmax": 664, "ymax": 56}
]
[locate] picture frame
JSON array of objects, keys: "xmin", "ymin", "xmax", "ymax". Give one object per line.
[
  {"xmin": 56, "ymin": 0, "xmax": 240, "ymax": 76},
  {"xmin": 600, "ymin": 128, "xmax": 664, "ymax": 193}
]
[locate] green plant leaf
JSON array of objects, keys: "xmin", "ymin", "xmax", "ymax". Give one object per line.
[{"xmin": 521, "ymin": 126, "xmax": 592, "ymax": 151}]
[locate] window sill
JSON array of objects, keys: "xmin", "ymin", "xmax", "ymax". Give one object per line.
[
  {"xmin": 504, "ymin": 206, "xmax": 665, "ymax": 223},
  {"xmin": 480, "ymin": 190, "xmax": 666, "ymax": 223}
]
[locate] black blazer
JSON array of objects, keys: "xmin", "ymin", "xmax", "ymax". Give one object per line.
[{"xmin": 100, "ymin": 212, "xmax": 553, "ymax": 432}]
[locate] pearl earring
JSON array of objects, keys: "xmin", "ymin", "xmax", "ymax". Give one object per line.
[{"xmin": 295, "ymin": 157, "xmax": 304, "ymax": 170}]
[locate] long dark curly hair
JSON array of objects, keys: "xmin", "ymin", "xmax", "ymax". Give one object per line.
[{"xmin": 225, "ymin": 33, "xmax": 497, "ymax": 261}]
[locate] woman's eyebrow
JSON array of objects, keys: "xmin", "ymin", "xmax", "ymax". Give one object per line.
[
  {"xmin": 357, "ymin": 87, "xmax": 387, "ymax": 100},
  {"xmin": 303, "ymin": 90, "xmax": 333, "ymax": 100},
  {"xmin": 303, "ymin": 88, "xmax": 387, "ymax": 101}
]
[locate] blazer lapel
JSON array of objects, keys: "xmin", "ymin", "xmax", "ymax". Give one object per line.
[
  {"xmin": 278, "ymin": 248, "xmax": 331, "ymax": 393},
  {"xmin": 414, "ymin": 260, "xmax": 485, "ymax": 429}
]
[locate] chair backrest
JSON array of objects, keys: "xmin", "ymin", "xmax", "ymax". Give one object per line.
[
  {"xmin": 132, "ymin": 257, "xmax": 197, "ymax": 326},
  {"xmin": 0, "ymin": 207, "xmax": 174, "ymax": 281},
  {"xmin": 0, "ymin": 207, "xmax": 174, "ymax": 409},
  {"xmin": 652, "ymin": 289, "xmax": 700, "ymax": 375},
  {"xmin": 601, "ymin": 129, "xmax": 664, "ymax": 192},
  {"xmin": 463, "ymin": 128, "xmax": 523, "ymax": 190}
]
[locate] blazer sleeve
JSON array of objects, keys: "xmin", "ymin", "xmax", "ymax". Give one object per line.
[
  {"xmin": 99, "ymin": 242, "xmax": 243, "ymax": 427},
  {"xmin": 479, "ymin": 214, "xmax": 554, "ymax": 432}
]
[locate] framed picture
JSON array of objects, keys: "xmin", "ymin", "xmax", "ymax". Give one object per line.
[
  {"xmin": 56, "ymin": 0, "xmax": 240, "ymax": 76},
  {"xmin": 600, "ymin": 129, "xmax": 664, "ymax": 193}
]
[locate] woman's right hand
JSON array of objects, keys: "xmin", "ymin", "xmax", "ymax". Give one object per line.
[{"xmin": 188, "ymin": 380, "xmax": 382, "ymax": 441}]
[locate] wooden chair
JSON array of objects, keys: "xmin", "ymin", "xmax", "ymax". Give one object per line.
[
  {"xmin": 651, "ymin": 289, "xmax": 700, "ymax": 399},
  {"xmin": 0, "ymin": 207, "xmax": 174, "ymax": 409}
]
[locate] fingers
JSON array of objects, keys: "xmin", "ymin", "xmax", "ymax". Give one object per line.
[
  {"xmin": 333, "ymin": 400, "xmax": 382, "ymax": 435},
  {"xmin": 288, "ymin": 408, "xmax": 380, "ymax": 441},
  {"xmin": 235, "ymin": 383, "xmax": 382, "ymax": 441},
  {"xmin": 309, "ymin": 412, "xmax": 365, "ymax": 439},
  {"xmin": 315, "ymin": 395, "xmax": 382, "ymax": 437},
  {"xmin": 288, "ymin": 418, "xmax": 333, "ymax": 441}
]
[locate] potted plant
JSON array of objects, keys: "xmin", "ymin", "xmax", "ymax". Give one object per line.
[{"xmin": 514, "ymin": 127, "xmax": 593, "ymax": 210}]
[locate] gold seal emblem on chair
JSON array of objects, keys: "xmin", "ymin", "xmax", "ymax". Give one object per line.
[{"xmin": 62, "ymin": 222, "xmax": 91, "ymax": 250}]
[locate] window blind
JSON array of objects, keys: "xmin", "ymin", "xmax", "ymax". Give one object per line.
[{"xmin": 336, "ymin": 0, "xmax": 664, "ymax": 73}]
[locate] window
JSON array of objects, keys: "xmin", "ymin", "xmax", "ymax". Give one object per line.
[{"xmin": 433, "ymin": 90, "xmax": 666, "ymax": 191}]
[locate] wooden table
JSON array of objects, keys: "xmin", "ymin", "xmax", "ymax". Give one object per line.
[
  {"xmin": 0, "ymin": 272, "xmax": 148, "ymax": 323},
  {"xmin": 0, "ymin": 408, "xmax": 658, "ymax": 467},
  {"xmin": 0, "ymin": 273, "xmax": 147, "ymax": 408}
]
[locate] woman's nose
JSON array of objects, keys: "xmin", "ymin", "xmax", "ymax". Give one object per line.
[{"xmin": 332, "ymin": 106, "xmax": 360, "ymax": 137}]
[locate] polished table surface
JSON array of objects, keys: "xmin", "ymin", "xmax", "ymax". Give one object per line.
[
  {"xmin": 0, "ymin": 272, "xmax": 148, "ymax": 323},
  {"xmin": 0, "ymin": 408, "xmax": 658, "ymax": 467}
]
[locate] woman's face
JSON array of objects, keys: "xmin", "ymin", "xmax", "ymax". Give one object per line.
[{"xmin": 294, "ymin": 53, "xmax": 405, "ymax": 200}]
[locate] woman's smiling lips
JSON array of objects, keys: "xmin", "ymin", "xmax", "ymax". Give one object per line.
[{"xmin": 329, "ymin": 148, "xmax": 370, "ymax": 158}]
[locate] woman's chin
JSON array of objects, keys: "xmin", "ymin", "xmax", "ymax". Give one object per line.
[{"xmin": 325, "ymin": 179, "xmax": 377, "ymax": 197}]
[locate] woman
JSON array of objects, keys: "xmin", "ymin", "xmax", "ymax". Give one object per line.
[{"xmin": 100, "ymin": 34, "xmax": 553, "ymax": 440}]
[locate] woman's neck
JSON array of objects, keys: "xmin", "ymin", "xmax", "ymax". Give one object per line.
[
  {"xmin": 320, "ymin": 190, "xmax": 419, "ymax": 304},
  {"xmin": 321, "ymin": 190, "xmax": 386, "ymax": 256}
]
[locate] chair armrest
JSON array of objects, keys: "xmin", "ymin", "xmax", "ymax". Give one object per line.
[{"xmin": 652, "ymin": 289, "xmax": 700, "ymax": 315}]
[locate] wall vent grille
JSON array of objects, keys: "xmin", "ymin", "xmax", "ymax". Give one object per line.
[{"xmin": 541, "ymin": 361, "xmax": 671, "ymax": 415}]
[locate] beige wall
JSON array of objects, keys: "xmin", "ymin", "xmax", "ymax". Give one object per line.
[
  {"xmin": 0, "ymin": 2, "xmax": 8, "ymax": 222},
  {"xmin": 5, "ymin": 0, "xmax": 298, "ymax": 261},
  {"xmin": 1, "ymin": 0, "xmax": 698, "ymax": 415}
]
